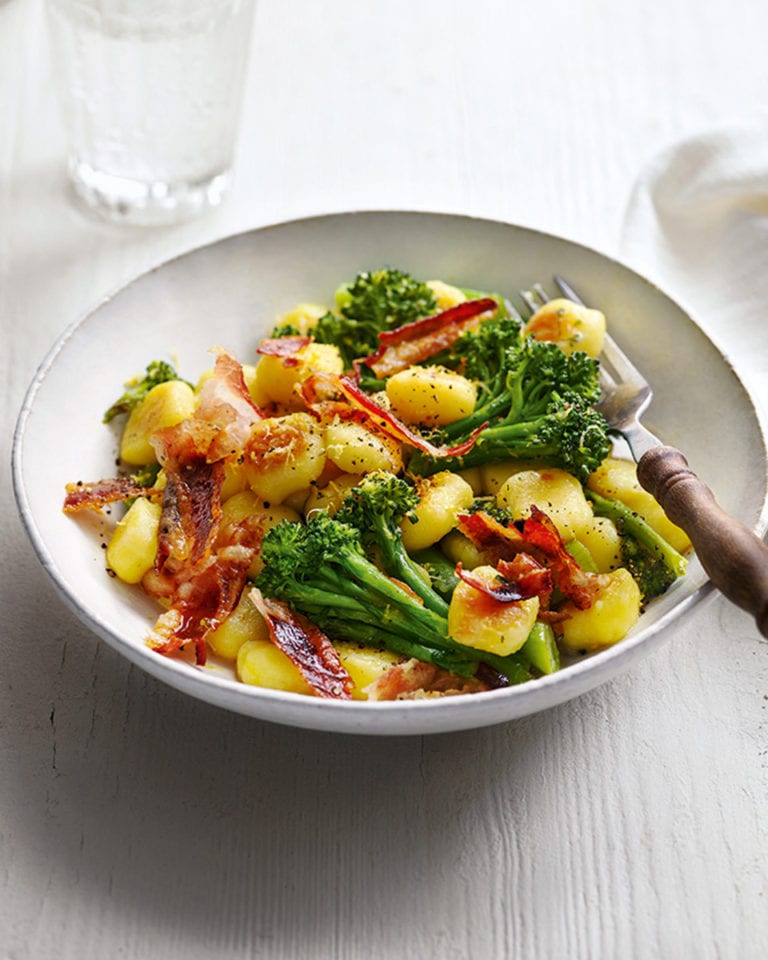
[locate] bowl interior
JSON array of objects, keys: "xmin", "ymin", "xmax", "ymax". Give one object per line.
[{"xmin": 13, "ymin": 212, "xmax": 768, "ymax": 734}]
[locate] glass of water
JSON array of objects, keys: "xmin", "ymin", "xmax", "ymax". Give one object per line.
[{"xmin": 47, "ymin": 0, "xmax": 256, "ymax": 226}]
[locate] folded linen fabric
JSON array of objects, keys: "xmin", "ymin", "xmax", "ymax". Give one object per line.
[{"xmin": 620, "ymin": 120, "xmax": 768, "ymax": 420}]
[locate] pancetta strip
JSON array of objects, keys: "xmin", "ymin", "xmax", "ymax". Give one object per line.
[
  {"xmin": 333, "ymin": 375, "xmax": 486, "ymax": 458},
  {"xmin": 256, "ymin": 335, "xmax": 311, "ymax": 358},
  {"xmin": 63, "ymin": 477, "xmax": 155, "ymax": 513},
  {"xmin": 455, "ymin": 559, "xmax": 549, "ymax": 603},
  {"xmin": 149, "ymin": 544, "xmax": 254, "ymax": 665},
  {"xmin": 154, "ymin": 454, "xmax": 225, "ymax": 574},
  {"xmin": 497, "ymin": 553, "xmax": 554, "ymax": 605},
  {"xmin": 196, "ymin": 350, "xmax": 264, "ymax": 462},
  {"xmin": 360, "ymin": 298, "xmax": 498, "ymax": 378},
  {"xmin": 457, "ymin": 511, "xmax": 527, "ymax": 562},
  {"xmin": 458, "ymin": 508, "xmax": 603, "ymax": 610},
  {"xmin": 249, "ymin": 589, "xmax": 352, "ymax": 700},
  {"xmin": 518, "ymin": 507, "xmax": 604, "ymax": 609}
]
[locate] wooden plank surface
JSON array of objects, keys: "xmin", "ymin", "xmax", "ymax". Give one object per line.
[{"xmin": 2, "ymin": 1, "xmax": 767, "ymax": 958}]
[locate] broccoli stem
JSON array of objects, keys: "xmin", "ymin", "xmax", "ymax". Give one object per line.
[
  {"xmin": 411, "ymin": 547, "xmax": 461, "ymax": 598},
  {"xmin": 585, "ymin": 488, "xmax": 687, "ymax": 578},
  {"xmin": 521, "ymin": 622, "xmax": 560, "ymax": 676},
  {"xmin": 314, "ymin": 616, "xmax": 479, "ymax": 677},
  {"xmin": 370, "ymin": 514, "xmax": 449, "ymax": 616},
  {"xmin": 439, "ymin": 391, "xmax": 511, "ymax": 439},
  {"xmin": 409, "ymin": 416, "xmax": 564, "ymax": 476}
]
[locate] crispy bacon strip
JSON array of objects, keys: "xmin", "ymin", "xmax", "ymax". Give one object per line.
[
  {"xmin": 149, "ymin": 544, "xmax": 254, "ymax": 665},
  {"xmin": 520, "ymin": 507, "xmax": 604, "ymax": 609},
  {"xmin": 333, "ymin": 375, "xmax": 486, "ymax": 458},
  {"xmin": 497, "ymin": 553, "xmax": 553, "ymax": 605},
  {"xmin": 457, "ymin": 511, "xmax": 527, "ymax": 562},
  {"xmin": 157, "ymin": 458, "xmax": 224, "ymax": 573},
  {"xmin": 458, "ymin": 508, "xmax": 603, "ymax": 610},
  {"xmin": 256, "ymin": 335, "xmax": 311, "ymax": 358},
  {"xmin": 249, "ymin": 589, "xmax": 352, "ymax": 699},
  {"xmin": 359, "ymin": 298, "xmax": 497, "ymax": 378},
  {"xmin": 196, "ymin": 350, "xmax": 264, "ymax": 462},
  {"xmin": 64, "ymin": 351, "xmax": 258, "ymax": 519},
  {"xmin": 363, "ymin": 658, "xmax": 492, "ymax": 700},
  {"xmin": 455, "ymin": 559, "xmax": 549, "ymax": 603},
  {"xmin": 149, "ymin": 349, "xmax": 261, "ymax": 574},
  {"xmin": 63, "ymin": 477, "xmax": 155, "ymax": 513},
  {"xmin": 151, "ymin": 419, "xmax": 225, "ymax": 574}
]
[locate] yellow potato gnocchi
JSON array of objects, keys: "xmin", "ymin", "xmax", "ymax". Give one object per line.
[
  {"xmin": 577, "ymin": 516, "xmax": 623, "ymax": 573},
  {"xmin": 252, "ymin": 341, "xmax": 343, "ymax": 410},
  {"xmin": 558, "ymin": 568, "xmax": 642, "ymax": 652},
  {"xmin": 524, "ymin": 297, "xmax": 606, "ymax": 358},
  {"xmin": 401, "ymin": 471, "xmax": 474, "ymax": 552},
  {"xmin": 325, "ymin": 419, "xmax": 403, "ymax": 474},
  {"xmin": 303, "ymin": 473, "xmax": 361, "ymax": 518},
  {"xmin": 448, "ymin": 566, "xmax": 540, "ymax": 657},
  {"xmin": 237, "ymin": 639, "xmax": 314, "ymax": 694},
  {"xmin": 245, "ymin": 412, "xmax": 327, "ymax": 504},
  {"xmin": 105, "ymin": 497, "xmax": 162, "ymax": 584},
  {"xmin": 426, "ymin": 279, "xmax": 467, "ymax": 310},
  {"xmin": 588, "ymin": 457, "xmax": 691, "ymax": 554},
  {"xmin": 496, "ymin": 467, "xmax": 594, "ymax": 541},
  {"xmin": 385, "ymin": 365, "xmax": 477, "ymax": 427},
  {"xmin": 208, "ymin": 589, "xmax": 269, "ymax": 660},
  {"xmin": 334, "ymin": 642, "xmax": 404, "ymax": 700},
  {"xmin": 120, "ymin": 380, "xmax": 196, "ymax": 465},
  {"xmin": 275, "ymin": 302, "xmax": 329, "ymax": 335}
]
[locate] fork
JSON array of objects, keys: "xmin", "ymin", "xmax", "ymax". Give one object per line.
[{"xmin": 519, "ymin": 278, "xmax": 768, "ymax": 638}]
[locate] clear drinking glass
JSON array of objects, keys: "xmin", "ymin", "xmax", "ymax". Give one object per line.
[{"xmin": 47, "ymin": 0, "xmax": 256, "ymax": 225}]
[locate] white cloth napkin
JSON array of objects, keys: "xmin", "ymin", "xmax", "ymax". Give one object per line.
[{"xmin": 620, "ymin": 120, "xmax": 768, "ymax": 422}]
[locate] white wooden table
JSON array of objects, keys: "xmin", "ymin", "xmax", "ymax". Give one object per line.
[{"xmin": 2, "ymin": 1, "xmax": 767, "ymax": 957}]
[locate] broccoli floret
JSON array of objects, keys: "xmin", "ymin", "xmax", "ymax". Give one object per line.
[
  {"xmin": 411, "ymin": 400, "xmax": 611, "ymax": 481},
  {"xmin": 269, "ymin": 322, "xmax": 302, "ymax": 338},
  {"xmin": 586, "ymin": 488, "xmax": 687, "ymax": 601},
  {"xmin": 620, "ymin": 536, "xmax": 679, "ymax": 603},
  {"xmin": 335, "ymin": 471, "xmax": 448, "ymax": 615},
  {"xmin": 313, "ymin": 268, "xmax": 437, "ymax": 369},
  {"xmin": 122, "ymin": 462, "xmax": 162, "ymax": 509},
  {"xmin": 130, "ymin": 462, "xmax": 162, "ymax": 488},
  {"xmin": 409, "ymin": 319, "xmax": 610, "ymax": 479},
  {"xmin": 103, "ymin": 360, "xmax": 189, "ymax": 423},
  {"xmin": 253, "ymin": 511, "xmax": 531, "ymax": 683},
  {"xmin": 467, "ymin": 497, "xmax": 514, "ymax": 526}
]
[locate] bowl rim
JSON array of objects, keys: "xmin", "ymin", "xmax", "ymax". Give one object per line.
[{"xmin": 12, "ymin": 209, "xmax": 768, "ymax": 731}]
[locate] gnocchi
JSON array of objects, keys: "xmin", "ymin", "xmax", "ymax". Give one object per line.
[{"xmin": 385, "ymin": 365, "xmax": 477, "ymax": 427}]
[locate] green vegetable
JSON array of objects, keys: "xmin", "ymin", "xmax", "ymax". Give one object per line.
[
  {"xmin": 123, "ymin": 462, "xmax": 163, "ymax": 508},
  {"xmin": 130, "ymin": 462, "xmax": 162, "ymax": 488},
  {"xmin": 103, "ymin": 360, "xmax": 187, "ymax": 423},
  {"xmin": 619, "ymin": 536, "xmax": 680, "ymax": 604},
  {"xmin": 411, "ymin": 547, "xmax": 460, "ymax": 599},
  {"xmin": 458, "ymin": 287, "xmax": 512, "ymax": 317},
  {"xmin": 467, "ymin": 496, "xmax": 514, "ymax": 526},
  {"xmin": 335, "ymin": 471, "xmax": 447, "ymax": 615},
  {"xmin": 564, "ymin": 539, "xmax": 599, "ymax": 573},
  {"xmin": 270, "ymin": 322, "xmax": 302, "ymax": 337},
  {"xmin": 408, "ymin": 317, "xmax": 611, "ymax": 479},
  {"xmin": 586, "ymin": 488, "xmax": 687, "ymax": 600},
  {"xmin": 312, "ymin": 268, "xmax": 437, "ymax": 369},
  {"xmin": 254, "ymin": 511, "xmax": 531, "ymax": 683},
  {"xmin": 521, "ymin": 621, "xmax": 560, "ymax": 675}
]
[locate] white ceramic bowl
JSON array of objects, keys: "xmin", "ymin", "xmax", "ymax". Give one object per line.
[{"xmin": 12, "ymin": 212, "xmax": 768, "ymax": 735}]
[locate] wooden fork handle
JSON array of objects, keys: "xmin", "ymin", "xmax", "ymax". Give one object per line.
[{"xmin": 637, "ymin": 445, "xmax": 768, "ymax": 638}]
